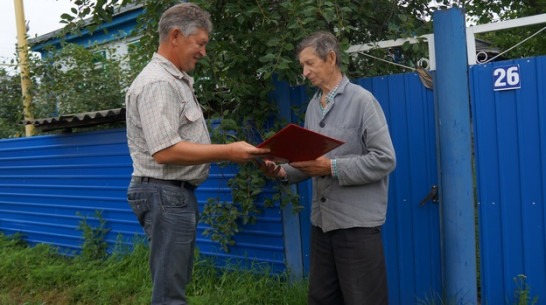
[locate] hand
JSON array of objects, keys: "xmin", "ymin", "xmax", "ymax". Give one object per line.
[
  {"xmin": 289, "ymin": 156, "xmax": 331, "ymax": 177},
  {"xmin": 226, "ymin": 141, "xmax": 270, "ymax": 163},
  {"xmin": 254, "ymin": 159, "xmax": 287, "ymax": 179}
]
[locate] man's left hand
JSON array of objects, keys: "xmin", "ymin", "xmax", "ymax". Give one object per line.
[{"xmin": 289, "ymin": 156, "xmax": 331, "ymax": 177}]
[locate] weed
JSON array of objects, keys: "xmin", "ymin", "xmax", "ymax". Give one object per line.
[
  {"xmin": 76, "ymin": 210, "xmax": 111, "ymax": 261},
  {"xmin": 513, "ymin": 274, "xmax": 539, "ymax": 305}
]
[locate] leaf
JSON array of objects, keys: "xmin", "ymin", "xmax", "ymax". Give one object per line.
[{"xmin": 60, "ymin": 13, "xmax": 75, "ymax": 22}]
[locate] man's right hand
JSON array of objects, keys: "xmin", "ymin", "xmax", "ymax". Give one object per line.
[
  {"xmin": 227, "ymin": 141, "xmax": 270, "ymax": 163},
  {"xmin": 254, "ymin": 159, "xmax": 287, "ymax": 179}
]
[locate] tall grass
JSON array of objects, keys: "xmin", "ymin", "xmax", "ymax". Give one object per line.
[{"xmin": 0, "ymin": 233, "xmax": 307, "ymax": 305}]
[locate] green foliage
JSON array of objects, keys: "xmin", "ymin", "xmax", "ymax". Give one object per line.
[
  {"xmin": 0, "ymin": 232, "xmax": 307, "ymax": 305},
  {"xmin": 0, "ymin": 69, "xmax": 25, "ymax": 138},
  {"xmin": 432, "ymin": 0, "xmax": 545, "ymax": 60},
  {"xmin": 0, "ymin": 231, "xmax": 152, "ymax": 305},
  {"xmin": 0, "ymin": 42, "xmax": 129, "ymax": 137},
  {"xmin": 200, "ymin": 162, "xmax": 302, "ymax": 252},
  {"xmin": 29, "ymin": 43, "xmax": 128, "ymax": 119},
  {"xmin": 188, "ymin": 254, "xmax": 308, "ymax": 305},
  {"xmin": 76, "ymin": 210, "xmax": 111, "ymax": 261},
  {"xmin": 513, "ymin": 274, "xmax": 539, "ymax": 305}
]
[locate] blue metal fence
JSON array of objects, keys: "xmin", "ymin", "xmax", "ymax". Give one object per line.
[
  {"xmin": 471, "ymin": 55, "xmax": 546, "ymax": 304},
  {"xmin": 359, "ymin": 74, "xmax": 442, "ymax": 303},
  {"xmin": 0, "ymin": 128, "xmax": 286, "ymax": 273},
  {"xmin": 0, "ymin": 130, "xmax": 132, "ymax": 252}
]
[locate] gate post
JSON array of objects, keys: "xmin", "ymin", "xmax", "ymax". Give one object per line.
[
  {"xmin": 270, "ymin": 77, "xmax": 304, "ymax": 281},
  {"xmin": 432, "ymin": 8, "xmax": 478, "ymax": 304}
]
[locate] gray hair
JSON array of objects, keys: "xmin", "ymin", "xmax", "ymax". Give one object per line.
[
  {"xmin": 296, "ymin": 31, "xmax": 341, "ymax": 68},
  {"xmin": 158, "ymin": 3, "xmax": 213, "ymax": 42}
]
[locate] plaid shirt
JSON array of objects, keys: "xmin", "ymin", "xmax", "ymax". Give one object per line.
[{"xmin": 126, "ymin": 53, "xmax": 211, "ymax": 185}]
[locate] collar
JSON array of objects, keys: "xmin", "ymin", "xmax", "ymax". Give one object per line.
[
  {"xmin": 152, "ymin": 53, "xmax": 194, "ymax": 87},
  {"xmin": 336, "ymin": 75, "xmax": 350, "ymax": 95},
  {"xmin": 313, "ymin": 75, "xmax": 350, "ymax": 101}
]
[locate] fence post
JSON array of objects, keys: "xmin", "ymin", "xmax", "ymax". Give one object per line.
[
  {"xmin": 432, "ymin": 8, "xmax": 478, "ymax": 304},
  {"xmin": 270, "ymin": 77, "xmax": 304, "ymax": 281}
]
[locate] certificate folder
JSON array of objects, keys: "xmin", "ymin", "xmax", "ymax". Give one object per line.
[{"xmin": 257, "ymin": 124, "xmax": 344, "ymax": 162}]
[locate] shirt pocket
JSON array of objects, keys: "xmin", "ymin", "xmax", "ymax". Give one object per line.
[{"xmin": 184, "ymin": 104, "xmax": 203, "ymax": 122}]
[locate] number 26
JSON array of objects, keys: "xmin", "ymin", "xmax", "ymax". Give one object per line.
[{"xmin": 494, "ymin": 66, "xmax": 519, "ymax": 87}]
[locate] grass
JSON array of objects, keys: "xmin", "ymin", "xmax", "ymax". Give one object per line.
[
  {"xmin": 0, "ymin": 229, "xmax": 537, "ymax": 305},
  {"xmin": 0, "ymin": 233, "xmax": 307, "ymax": 305}
]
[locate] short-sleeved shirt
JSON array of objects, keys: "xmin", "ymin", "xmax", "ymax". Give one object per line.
[{"xmin": 126, "ymin": 53, "xmax": 211, "ymax": 185}]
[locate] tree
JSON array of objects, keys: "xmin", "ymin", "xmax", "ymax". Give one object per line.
[
  {"xmin": 431, "ymin": 0, "xmax": 545, "ymax": 60},
  {"xmin": 0, "ymin": 68, "xmax": 25, "ymax": 138},
  {"xmin": 29, "ymin": 43, "xmax": 128, "ymax": 119}
]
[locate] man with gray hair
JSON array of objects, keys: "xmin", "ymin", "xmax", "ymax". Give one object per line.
[
  {"xmin": 258, "ymin": 31, "xmax": 396, "ymax": 304},
  {"xmin": 125, "ymin": 3, "xmax": 269, "ymax": 304}
]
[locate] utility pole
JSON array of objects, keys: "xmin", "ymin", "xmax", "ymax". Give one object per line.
[{"xmin": 13, "ymin": 0, "xmax": 34, "ymax": 136}]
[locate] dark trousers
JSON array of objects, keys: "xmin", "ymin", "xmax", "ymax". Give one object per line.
[{"xmin": 308, "ymin": 225, "xmax": 388, "ymax": 305}]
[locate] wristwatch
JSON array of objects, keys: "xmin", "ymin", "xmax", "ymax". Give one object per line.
[{"xmin": 279, "ymin": 174, "xmax": 289, "ymax": 183}]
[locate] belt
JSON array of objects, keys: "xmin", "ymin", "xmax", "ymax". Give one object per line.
[{"xmin": 137, "ymin": 177, "xmax": 197, "ymax": 191}]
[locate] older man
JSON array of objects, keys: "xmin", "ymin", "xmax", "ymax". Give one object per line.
[
  {"xmin": 125, "ymin": 3, "xmax": 268, "ymax": 304},
  {"xmin": 258, "ymin": 31, "xmax": 396, "ymax": 305}
]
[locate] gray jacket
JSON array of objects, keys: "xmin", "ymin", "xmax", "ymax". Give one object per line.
[{"xmin": 283, "ymin": 76, "xmax": 396, "ymax": 232}]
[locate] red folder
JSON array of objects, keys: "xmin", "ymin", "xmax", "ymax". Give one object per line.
[{"xmin": 257, "ymin": 124, "xmax": 344, "ymax": 162}]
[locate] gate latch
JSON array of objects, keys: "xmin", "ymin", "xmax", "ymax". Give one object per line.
[{"xmin": 419, "ymin": 185, "xmax": 439, "ymax": 206}]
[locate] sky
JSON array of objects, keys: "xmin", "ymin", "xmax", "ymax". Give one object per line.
[{"xmin": 0, "ymin": 0, "xmax": 74, "ymax": 66}]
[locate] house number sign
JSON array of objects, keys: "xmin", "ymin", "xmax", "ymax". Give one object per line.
[{"xmin": 493, "ymin": 64, "xmax": 521, "ymax": 91}]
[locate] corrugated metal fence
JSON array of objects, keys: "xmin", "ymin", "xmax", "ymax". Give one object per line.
[
  {"xmin": 472, "ymin": 55, "xmax": 546, "ymax": 304},
  {"xmin": 0, "ymin": 129, "xmax": 286, "ymax": 273},
  {"xmin": 0, "ymin": 130, "xmax": 133, "ymax": 251}
]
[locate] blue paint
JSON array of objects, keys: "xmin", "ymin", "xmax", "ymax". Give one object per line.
[
  {"xmin": 270, "ymin": 76, "xmax": 304, "ymax": 280},
  {"xmin": 471, "ymin": 56, "xmax": 546, "ymax": 304},
  {"xmin": 433, "ymin": 8, "xmax": 478, "ymax": 304}
]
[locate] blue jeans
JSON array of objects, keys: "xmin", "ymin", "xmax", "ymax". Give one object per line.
[{"xmin": 127, "ymin": 179, "xmax": 199, "ymax": 305}]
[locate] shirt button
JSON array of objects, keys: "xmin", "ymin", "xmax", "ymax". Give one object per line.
[
  {"xmin": 319, "ymin": 122, "xmax": 325, "ymax": 128},
  {"xmin": 320, "ymin": 197, "xmax": 326, "ymax": 202}
]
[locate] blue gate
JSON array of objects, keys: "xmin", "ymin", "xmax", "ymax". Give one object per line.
[{"xmin": 471, "ymin": 55, "xmax": 546, "ymax": 304}]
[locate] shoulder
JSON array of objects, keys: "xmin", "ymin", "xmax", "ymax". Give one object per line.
[
  {"xmin": 340, "ymin": 81, "xmax": 378, "ymax": 109},
  {"xmin": 129, "ymin": 62, "xmax": 174, "ymax": 94},
  {"xmin": 345, "ymin": 81, "xmax": 374, "ymax": 98}
]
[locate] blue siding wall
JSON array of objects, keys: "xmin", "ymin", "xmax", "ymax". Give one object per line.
[
  {"xmin": 471, "ymin": 56, "xmax": 546, "ymax": 304},
  {"xmin": 0, "ymin": 128, "xmax": 286, "ymax": 273}
]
